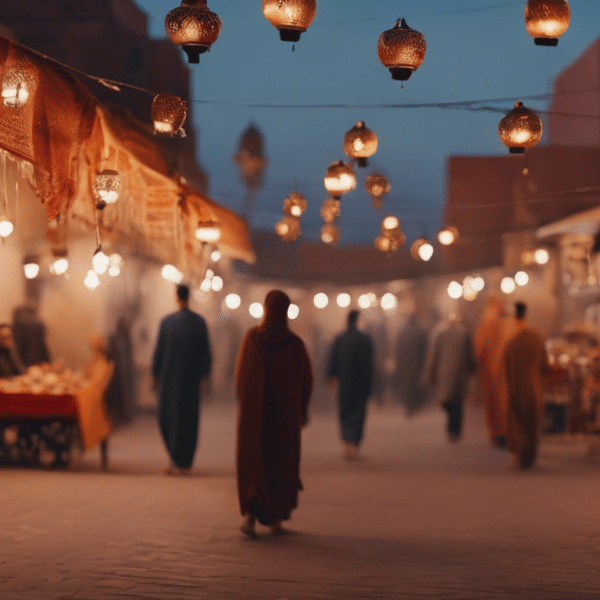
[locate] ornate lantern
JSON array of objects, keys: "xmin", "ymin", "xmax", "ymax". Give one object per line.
[
  {"xmin": 498, "ymin": 101, "xmax": 543, "ymax": 154},
  {"xmin": 93, "ymin": 170, "xmax": 121, "ymax": 208},
  {"xmin": 283, "ymin": 192, "xmax": 308, "ymax": 217},
  {"xmin": 195, "ymin": 219, "xmax": 221, "ymax": 243},
  {"xmin": 321, "ymin": 223, "xmax": 340, "ymax": 245},
  {"xmin": 275, "ymin": 215, "xmax": 301, "ymax": 242},
  {"xmin": 151, "ymin": 94, "xmax": 188, "ymax": 136},
  {"xmin": 437, "ymin": 225, "xmax": 459, "ymax": 246},
  {"xmin": 365, "ymin": 173, "xmax": 391, "ymax": 208},
  {"xmin": 343, "ymin": 121, "xmax": 378, "ymax": 167},
  {"xmin": 324, "ymin": 160, "xmax": 356, "ymax": 199},
  {"xmin": 262, "ymin": 0, "xmax": 317, "ymax": 42},
  {"xmin": 377, "ymin": 18, "xmax": 426, "ymax": 81},
  {"xmin": 525, "ymin": 0, "xmax": 570, "ymax": 46},
  {"xmin": 165, "ymin": 0, "xmax": 222, "ymax": 64},
  {"xmin": 1, "ymin": 65, "xmax": 35, "ymax": 108},
  {"xmin": 376, "ymin": 215, "xmax": 405, "ymax": 255},
  {"xmin": 320, "ymin": 198, "xmax": 341, "ymax": 223}
]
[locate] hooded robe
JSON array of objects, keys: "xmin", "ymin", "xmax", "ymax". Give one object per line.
[{"xmin": 235, "ymin": 290, "xmax": 312, "ymax": 526}]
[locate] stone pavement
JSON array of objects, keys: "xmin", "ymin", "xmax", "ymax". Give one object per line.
[{"xmin": 1, "ymin": 399, "xmax": 600, "ymax": 600}]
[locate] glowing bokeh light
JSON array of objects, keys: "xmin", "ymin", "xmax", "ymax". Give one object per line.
[
  {"xmin": 515, "ymin": 271, "xmax": 529, "ymax": 286},
  {"xmin": 314, "ymin": 293, "xmax": 328, "ymax": 309},
  {"xmin": 534, "ymin": 248, "xmax": 549, "ymax": 265},
  {"xmin": 337, "ymin": 293, "xmax": 351, "ymax": 308},
  {"xmin": 225, "ymin": 293, "xmax": 241, "ymax": 309},
  {"xmin": 380, "ymin": 292, "xmax": 397, "ymax": 311},
  {"xmin": 501, "ymin": 277, "xmax": 516, "ymax": 294},
  {"xmin": 23, "ymin": 263, "xmax": 39, "ymax": 279},
  {"xmin": 0, "ymin": 219, "xmax": 14, "ymax": 238},
  {"xmin": 288, "ymin": 304, "xmax": 299, "ymax": 320},
  {"xmin": 211, "ymin": 276, "xmax": 223, "ymax": 292},
  {"xmin": 161, "ymin": 264, "xmax": 183, "ymax": 284},
  {"xmin": 50, "ymin": 258, "xmax": 69, "ymax": 275},
  {"xmin": 447, "ymin": 281, "xmax": 463, "ymax": 299},
  {"xmin": 84, "ymin": 270, "xmax": 100, "ymax": 290},
  {"xmin": 249, "ymin": 302, "xmax": 264, "ymax": 319}
]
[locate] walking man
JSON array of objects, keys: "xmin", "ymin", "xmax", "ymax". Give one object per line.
[
  {"xmin": 327, "ymin": 309, "xmax": 374, "ymax": 459},
  {"xmin": 152, "ymin": 284, "xmax": 211, "ymax": 474}
]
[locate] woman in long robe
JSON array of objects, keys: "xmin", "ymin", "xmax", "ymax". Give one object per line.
[{"xmin": 235, "ymin": 290, "xmax": 312, "ymax": 537}]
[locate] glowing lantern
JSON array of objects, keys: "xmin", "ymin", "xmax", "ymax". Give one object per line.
[
  {"xmin": 93, "ymin": 170, "xmax": 121, "ymax": 208},
  {"xmin": 314, "ymin": 293, "xmax": 328, "ymax": 308},
  {"xmin": 324, "ymin": 161, "xmax": 356, "ymax": 199},
  {"xmin": 288, "ymin": 304, "xmax": 300, "ymax": 320},
  {"xmin": 275, "ymin": 215, "xmax": 301, "ymax": 241},
  {"xmin": 2, "ymin": 65, "xmax": 35, "ymax": 108},
  {"xmin": 161, "ymin": 264, "xmax": 183, "ymax": 284},
  {"xmin": 534, "ymin": 248, "xmax": 549, "ymax": 264},
  {"xmin": 525, "ymin": 0, "xmax": 570, "ymax": 46},
  {"xmin": 84, "ymin": 270, "xmax": 100, "ymax": 290},
  {"xmin": 320, "ymin": 198, "xmax": 341, "ymax": 223},
  {"xmin": 0, "ymin": 218, "xmax": 14, "ymax": 238},
  {"xmin": 380, "ymin": 293, "xmax": 398, "ymax": 311},
  {"xmin": 283, "ymin": 192, "xmax": 308, "ymax": 217},
  {"xmin": 151, "ymin": 94, "xmax": 187, "ymax": 136},
  {"xmin": 23, "ymin": 260, "xmax": 39, "ymax": 279},
  {"xmin": 195, "ymin": 220, "xmax": 221, "ymax": 243},
  {"xmin": 381, "ymin": 215, "xmax": 400, "ymax": 233},
  {"xmin": 225, "ymin": 293, "xmax": 241, "ymax": 309},
  {"xmin": 498, "ymin": 101, "xmax": 543, "ymax": 154},
  {"xmin": 377, "ymin": 18, "xmax": 426, "ymax": 81},
  {"xmin": 337, "ymin": 293, "xmax": 351, "ymax": 308},
  {"xmin": 418, "ymin": 240, "xmax": 434, "ymax": 261},
  {"xmin": 411, "ymin": 237, "xmax": 431, "ymax": 261},
  {"xmin": 92, "ymin": 249, "xmax": 110, "ymax": 275},
  {"xmin": 320, "ymin": 223, "xmax": 340, "ymax": 245},
  {"xmin": 515, "ymin": 271, "xmax": 529, "ymax": 286},
  {"xmin": 249, "ymin": 302, "xmax": 264, "ymax": 319},
  {"xmin": 165, "ymin": 0, "xmax": 222, "ymax": 64},
  {"xmin": 343, "ymin": 121, "xmax": 378, "ymax": 167},
  {"xmin": 365, "ymin": 173, "xmax": 391, "ymax": 208},
  {"xmin": 262, "ymin": 0, "xmax": 317, "ymax": 42},
  {"xmin": 377, "ymin": 215, "xmax": 405, "ymax": 255},
  {"xmin": 437, "ymin": 225, "xmax": 459, "ymax": 246},
  {"xmin": 50, "ymin": 257, "xmax": 69, "ymax": 276},
  {"xmin": 501, "ymin": 277, "xmax": 516, "ymax": 294},
  {"xmin": 448, "ymin": 281, "xmax": 463, "ymax": 299}
]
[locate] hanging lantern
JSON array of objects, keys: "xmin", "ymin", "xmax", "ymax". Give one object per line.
[
  {"xmin": 93, "ymin": 169, "xmax": 121, "ymax": 208},
  {"xmin": 282, "ymin": 191, "xmax": 308, "ymax": 217},
  {"xmin": 437, "ymin": 225, "xmax": 459, "ymax": 246},
  {"xmin": 195, "ymin": 220, "xmax": 221, "ymax": 243},
  {"xmin": 49, "ymin": 249, "xmax": 69, "ymax": 276},
  {"xmin": 321, "ymin": 223, "xmax": 340, "ymax": 245},
  {"xmin": 324, "ymin": 160, "xmax": 356, "ymax": 199},
  {"xmin": 377, "ymin": 18, "xmax": 426, "ymax": 81},
  {"xmin": 151, "ymin": 94, "xmax": 188, "ymax": 136},
  {"xmin": 411, "ymin": 237, "xmax": 434, "ymax": 261},
  {"xmin": 376, "ymin": 215, "xmax": 405, "ymax": 255},
  {"xmin": 275, "ymin": 215, "xmax": 301, "ymax": 242},
  {"xmin": 0, "ymin": 217, "xmax": 14, "ymax": 238},
  {"xmin": 262, "ymin": 0, "xmax": 317, "ymax": 43},
  {"xmin": 165, "ymin": 0, "xmax": 222, "ymax": 64},
  {"xmin": 2, "ymin": 65, "xmax": 35, "ymax": 108},
  {"xmin": 498, "ymin": 101, "xmax": 543, "ymax": 154},
  {"xmin": 525, "ymin": 0, "xmax": 570, "ymax": 46},
  {"xmin": 92, "ymin": 248, "xmax": 110, "ymax": 275},
  {"xmin": 23, "ymin": 257, "xmax": 40, "ymax": 280},
  {"xmin": 343, "ymin": 121, "xmax": 378, "ymax": 167},
  {"xmin": 320, "ymin": 198, "xmax": 341, "ymax": 223},
  {"xmin": 381, "ymin": 214, "xmax": 400, "ymax": 234},
  {"xmin": 365, "ymin": 173, "xmax": 391, "ymax": 208}
]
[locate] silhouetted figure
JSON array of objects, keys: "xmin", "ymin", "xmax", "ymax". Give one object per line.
[
  {"xmin": 235, "ymin": 290, "xmax": 312, "ymax": 538},
  {"xmin": 423, "ymin": 313, "xmax": 476, "ymax": 442},
  {"xmin": 106, "ymin": 318, "xmax": 137, "ymax": 425},
  {"xmin": 327, "ymin": 310, "xmax": 374, "ymax": 459},
  {"xmin": 393, "ymin": 314, "xmax": 428, "ymax": 414},
  {"xmin": 0, "ymin": 323, "xmax": 25, "ymax": 377},
  {"xmin": 475, "ymin": 296, "xmax": 508, "ymax": 447},
  {"xmin": 12, "ymin": 304, "xmax": 50, "ymax": 367},
  {"xmin": 152, "ymin": 284, "xmax": 212, "ymax": 474},
  {"xmin": 502, "ymin": 302, "xmax": 550, "ymax": 469}
]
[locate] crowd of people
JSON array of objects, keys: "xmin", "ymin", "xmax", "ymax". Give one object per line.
[{"xmin": 1, "ymin": 287, "xmax": 554, "ymax": 539}]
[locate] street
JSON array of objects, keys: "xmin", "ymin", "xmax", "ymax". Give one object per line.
[{"xmin": 1, "ymin": 399, "xmax": 600, "ymax": 599}]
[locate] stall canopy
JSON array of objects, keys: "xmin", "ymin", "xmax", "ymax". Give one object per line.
[{"xmin": 0, "ymin": 35, "xmax": 255, "ymax": 267}]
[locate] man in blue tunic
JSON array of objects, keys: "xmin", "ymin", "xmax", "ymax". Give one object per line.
[
  {"xmin": 327, "ymin": 310, "xmax": 374, "ymax": 460},
  {"xmin": 152, "ymin": 284, "xmax": 212, "ymax": 474}
]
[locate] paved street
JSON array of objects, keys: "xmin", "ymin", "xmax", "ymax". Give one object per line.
[{"xmin": 1, "ymin": 399, "xmax": 600, "ymax": 599}]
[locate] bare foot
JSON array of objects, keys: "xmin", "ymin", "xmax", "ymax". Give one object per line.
[{"xmin": 240, "ymin": 515, "xmax": 257, "ymax": 539}]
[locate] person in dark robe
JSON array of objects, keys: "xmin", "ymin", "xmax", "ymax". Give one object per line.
[
  {"xmin": 0, "ymin": 324, "xmax": 25, "ymax": 378},
  {"xmin": 12, "ymin": 304, "xmax": 50, "ymax": 367},
  {"xmin": 152, "ymin": 284, "xmax": 211, "ymax": 475},
  {"xmin": 235, "ymin": 290, "xmax": 312, "ymax": 538},
  {"xmin": 502, "ymin": 302, "xmax": 550, "ymax": 469},
  {"xmin": 327, "ymin": 309, "xmax": 374, "ymax": 460}
]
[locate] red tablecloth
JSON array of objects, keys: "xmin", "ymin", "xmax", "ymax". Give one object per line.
[{"xmin": 0, "ymin": 391, "xmax": 78, "ymax": 419}]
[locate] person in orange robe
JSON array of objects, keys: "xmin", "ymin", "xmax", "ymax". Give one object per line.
[
  {"xmin": 235, "ymin": 290, "xmax": 312, "ymax": 538},
  {"xmin": 502, "ymin": 302, "xmax": 550, "ymax": 469},
  {"xmin": 475, "ymin": 296, "xmax": 508, "ymax": 447}
]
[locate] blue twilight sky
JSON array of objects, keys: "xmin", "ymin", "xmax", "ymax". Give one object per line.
[{"xmin": 136, "ymin": 1, "xmax": 599, "ymax": 244}]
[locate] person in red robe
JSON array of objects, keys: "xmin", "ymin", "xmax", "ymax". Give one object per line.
[{"xmin": 235, "ymin": 290, "xmax": 312, "ymax": 538}]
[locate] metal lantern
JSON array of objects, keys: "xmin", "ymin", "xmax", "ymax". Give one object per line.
[
  {"xmin": 165, "ymin": 0, "xmax": 222, "ymax": 64},
  {"xmin": 324, "ymin": 160, "xmax": 356, "ymax": 199},
  {"xmin": 93, "ymin": 169, "xmax": 121, "ymax": 208},
  {"xmin": 343, "ymin": 121, "xmax": 378, "ymax": 167},
  {"xmin": 2, "ymin": 65, "xmax": 35, "ymax": 108},
  {"xmin": 282, "ymin": 192, "xmax": 308, "ymax": 217},
  {"xmin": 321, "ymin": 223, "xmax": 340, "ymax": 245},
  {"xmin": 151, "ymin": 94, "xmax": 188, "ymax": 136},
  {"xmin": 195, "ymin": 219, "xmax": 221, "ymax": 243},
  {"xmin": 498, "ymin": 101, "xmax": 543, "ymax": 154},
  {"xmin": 377, "ymin": 18, "xmax": 426, "ymax": 81},
  {"xmin": 365, "ymin": 173, "xmax": 391, "ymax": 208},
  {"xmin": 437, "ymin": 225, "xmax": 459, "ymax": 246},
  {"xmin": 525, "ymin": 0, "xmax": 570, "ymax": 46},
  {"xmin": 320, "ymin": 198, "xmax": 341, "ymax": 223},
  {"xmin": 275, "ymin": 215, "xmax": 301, "ymax": 242},
  {"xmin": 262, "ymin": 0, "xmax": 317, "ymax": 43}
]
